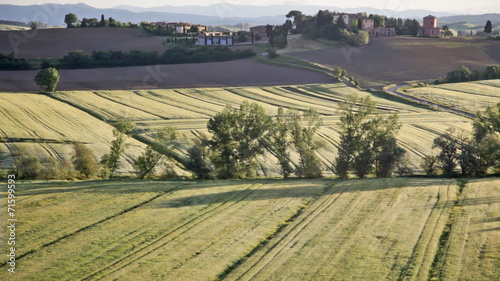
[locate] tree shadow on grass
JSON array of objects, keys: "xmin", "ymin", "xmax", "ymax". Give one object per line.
[
  {"xmin": 148, "ymin": 177, "xmax": 451, "ymax": 209},
  {"xmin": 14, "ymin": 178, "xmax": 452, "ymax": 205}
]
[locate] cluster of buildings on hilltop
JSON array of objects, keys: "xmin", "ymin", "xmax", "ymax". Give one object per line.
[
  {"xmin": 153, "ymin": 14, "xmax": 441, "ymax": 46},
  {"xmin": 250, "ymin": 14, "xmax": 441, "ymax": 38}
]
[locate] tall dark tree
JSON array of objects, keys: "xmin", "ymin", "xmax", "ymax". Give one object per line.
[
  {"xmin": 64, "ymin": 13, "xmax": 78, "ymax": 28},
  {"xmin": 336, "ymin": 15, "xmax": 347, "ymax": 30},
  {"xmin": 484, "ymin": 20, "xmax": 493, "ymax": 34},
  {"xmin": 100, "ymin": 14, "xmax": 106, "ymax": 27}
]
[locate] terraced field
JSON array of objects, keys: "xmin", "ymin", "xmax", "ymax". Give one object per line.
[
  {"xmin": 2, "ymin": 178, "xmax": 496, "ymax": 280},
  {"xmin": 0, "ymin": 83, "xmax": 474, "ymax": 175},
  {"xmin": 404, "ymin": 80, "xmax": 500, "ymax": 114}
]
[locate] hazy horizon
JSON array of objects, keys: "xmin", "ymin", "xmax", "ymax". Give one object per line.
[{"xmin": 1, "ymin": 0, "xmax": 499, "ymax": 14}]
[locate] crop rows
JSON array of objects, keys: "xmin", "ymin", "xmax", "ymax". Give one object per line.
[
  {"xmin": 226, "ymin": 178, "xmax": 457, "ymax": 280},
  {"xmin": 0, "ymin": 180, "xmax": 325, "ymax": 281},
  {"xmin": 404, "ymin": 80, "xmax": 500, "ymax": 114}
]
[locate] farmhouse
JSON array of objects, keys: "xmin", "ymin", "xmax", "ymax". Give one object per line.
[
  {"xmin": 153, "ymin": 21, "xmax": 207, "ymax": 34},
  {"xmin": 249, "ymin": 25, "xmax": 268, "ymax": 37},
  {"xmin": 196, "ymin": 33, "xmax": 234, "ymax": 45},
  {"xmin": 361, "ymin": 18, "xmax": 396, "ymax": 37},
  {"xmin": 421, "ymin": 15, "xmax": 440, "ymax": 37},
  {"xmin": 332, "ymin": 13, "xmax": 362, "ymax": 28}
]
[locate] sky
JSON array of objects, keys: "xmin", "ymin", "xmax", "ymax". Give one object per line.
[{"xmin": 1, "ymin": 0, "xmax": 498, "ymax": 13}]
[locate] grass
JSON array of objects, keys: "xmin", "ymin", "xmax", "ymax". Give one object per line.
[
  {"xmin": 0, "ymin": 178, "xmax": 497, "ymax": 280},
  {"xmin": 0, "ymin": 179, "xmax": 326, "ymax": 280},
  {"xmin": 439, "ymin": 178, "xmax": 500, "ymax": 281},
  {"xmin": 404, "ymin": 80, "xmax": 500, "ymax": 114}
]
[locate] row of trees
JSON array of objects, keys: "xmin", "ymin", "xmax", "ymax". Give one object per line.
[
  {"xmin": 444, "ymin": 64, "xmax": 500, "ymax": 83},
  {"xmin": 0, "ymin": 53, "xmax": 31, "ymax": 70},
  {"xmin": 38, "ymin": 46, "xmax": 255, "ymax": 70},
  {"xmin": 64, "ymin": 13, "xmax": 136, "ymax": 28},
  {"xmin": 3, "ymin": 99, "xmax": 499, "ymax": 180},
  {"xmin": 423, "ymin": 103, "xmax": 500, "ymax": 177}
]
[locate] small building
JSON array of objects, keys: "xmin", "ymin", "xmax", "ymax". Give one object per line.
[
  {"xmin": 363, "ymin": 27, "xmax": 396, "ymax": 37},
  {"xmin": 249, "ymin": 25, "xmax": 268, "ymax": 37},
  {"xmin": 422, "ymin": 15, "xmax": 440, "ymax": 37},
  {"xmin": 154, "ymin": 21, "xmax": 207, "ymax": 34},
  {"xmin": 196, "ymin": 33, "xmax": 234, "ymax": 45},
  {"xmin": 362, "ymin": 18, "xmax": 374, "ymax": 29},
  {"xmin": 333, "ymin": 13, "xmax": 362, "ymax": 28}
]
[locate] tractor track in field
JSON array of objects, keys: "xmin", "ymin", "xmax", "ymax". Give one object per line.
[
  {"xmin": 84, "ymin": 184, "xmax": 263, "ymax": 280},
  {"xmin": 230, "ymin": 181, "xmax": 353, "ymax": 280}
]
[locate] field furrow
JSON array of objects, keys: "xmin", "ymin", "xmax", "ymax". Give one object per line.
[
  {"xmin": 439, "ymin": 178, "xmax": 500, "ymax": 281},
  {"xmin": 226, "ymin": 178, "xmax": 456, "ymax": 281}
]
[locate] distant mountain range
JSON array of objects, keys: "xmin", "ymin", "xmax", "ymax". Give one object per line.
[{"xmin": 0, "ymin": 3, "xmax": 498, "ymax": 27}]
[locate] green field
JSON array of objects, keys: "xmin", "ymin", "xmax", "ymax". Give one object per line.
[
  {"xmin": 404, "ymin": 80, "xmax": 500, "ymax": 114},
  {"xmin": 0, "ymin": 24, "xmax": 29, "ymax": 31},
  {"xmin": 0, "ymin": 178, "xmax": 498, "ymax": 280},
  {"xmin": 0, "ymin": 83, "xmax": 474, "ymax": 176}
]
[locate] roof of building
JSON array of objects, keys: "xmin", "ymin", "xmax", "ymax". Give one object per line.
[{"xmin": 424, "ymin": 15, "xmax": 437, "ymax": 19}]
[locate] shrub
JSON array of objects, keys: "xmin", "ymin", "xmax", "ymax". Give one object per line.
[{"xmin": 72, "ymin": 142, "xmax": 100, "ymax": 179}]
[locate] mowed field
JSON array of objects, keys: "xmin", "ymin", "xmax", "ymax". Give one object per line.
[
  {"xmin": 0, "ymin": 92, "xmax": 147, "ymax": 172},
  {"xmin": 0, "ymin": 178, "xmax": 498, "ymax": 280},
  {"xmin": 290, "ymin": 37, "xmax": 500, "ymax": 87},
  {"xmin": 0, "ymin": 82, "xmax": 475, "ymax": 175},
  {"xmin": 0, "ymin": 28, "xmax": 167, "ymax": 59},
  {"xmin": 404, "ymin": 79, "xmax": 500, "ymax": 114}
]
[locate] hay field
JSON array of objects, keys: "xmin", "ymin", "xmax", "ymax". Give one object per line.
[
  {"xmin": 2, "ymin": 178, "xmax": 495, "ymax": 280},
  {"xmin": 0, "ymin": 179, "xmax": 326, "ymax": 280},
  {"xmin": 0, "ymin": 93, "xmax": 146, "ymax": 171},
  {"xmin": 49, "ymin": 83, "xmax": 472, "ymax": 175},
  {"xmin": 439, "ymin": 178, "xmax": 500, "ymax": 281},
  {"xmin": 404, "ymin": 79, "xmax": 500, "ymax": 114}
]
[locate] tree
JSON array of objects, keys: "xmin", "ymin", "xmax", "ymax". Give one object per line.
[
  {"xmin": 433, "ymin": 128, "xmax": 459, "ymax": 177},
  {"xmin": 484, "ymin": 20, "xmax": 493, "ymax": 34},
  {"xmin": 30, "ymin": 22, "xmax": 38, "ymax": 30},
  {"xmin": 34, "ymin": 67, "xmax": 60, "ymax": 92},
  {"xmin": 101, "ymin": 129, "xmax": 129, "ymax": 179},
  {"xmin": 336, "ymin": 16, "xmax": 347, "ymax": 30},
  {"xmin": 100, "ymin": 14, "xmax": 106, "ymax": 27},
  {"xmin": 333, "ymin": 96, "xmax": 376, "ymax": 179},
  {"xmin": 72, "ymin": 142, "xmax": 100, "ymax": 179},
  {"xmin": 16, "ymin": 155, "xmax": 41, "ymax": 179},
  {"xmin": 421, "ymin": 154, "xmax": 439, "ymax": 175},
  {"xmin": 189, "ymin": 25, "xmax": 199, "ymax": 33},
  {"xmin": 187, "ymin": 138, "xmax": 215, "ymax": 179},
  {"xmin": 207, "ymin": 101, "xmax": 272, "ymax": 179},
  {"xmin": 64, "ymin": 13, "xmax": 78, "ymax": 28},
  {"xmin": 133, "ymin": 126, "xmax": 177, "ymax": 179},
  {"xmin": 269, "ymin": 107, "xmax": 295, "ymax": 178},
  {"xmin": 333, "ymin": 95, "xmax": 404, "ymax": 178},
  {"xmin": 290, "ymin": 109, "xmax": 324, "ymax": 178}
]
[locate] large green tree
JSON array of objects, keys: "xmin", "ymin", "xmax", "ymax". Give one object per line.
[
  {"xmin": 208, "ymin": 101, "xmax": 272, "ymax": 179},
  {"xmin": 72, "ymin": 142, "xmax": 100, "ymax": 179},
  {"xmin": 333, "ymin": 95, "xmax": 404, "ymax": 178},
  {"xmin": 269, "ymin": 107, "xmax": 295, "ymax": 178},
  {"xmin": 34, "ymin": 67, "xmax": 60, "ymax": 92},
  {"xmin": 64, "ymin": 13, "xmax": 78, "ymax": 28}
]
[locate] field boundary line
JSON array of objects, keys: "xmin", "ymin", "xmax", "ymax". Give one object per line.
[{"xmin": 84, "ymin": 184, "xmax": 263, "ymax": 280}]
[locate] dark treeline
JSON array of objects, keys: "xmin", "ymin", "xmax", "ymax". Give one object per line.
[
  {"xmin": 0, "ymin": 53, "xmax": 31, "ymax": 70},
  {"xmin": 443, "ymin": 64, "xmax": 500, "ymax": 83},
  {"xmin": 1, "ymin": 46, "xmax": 255, "ymax": 71}
]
